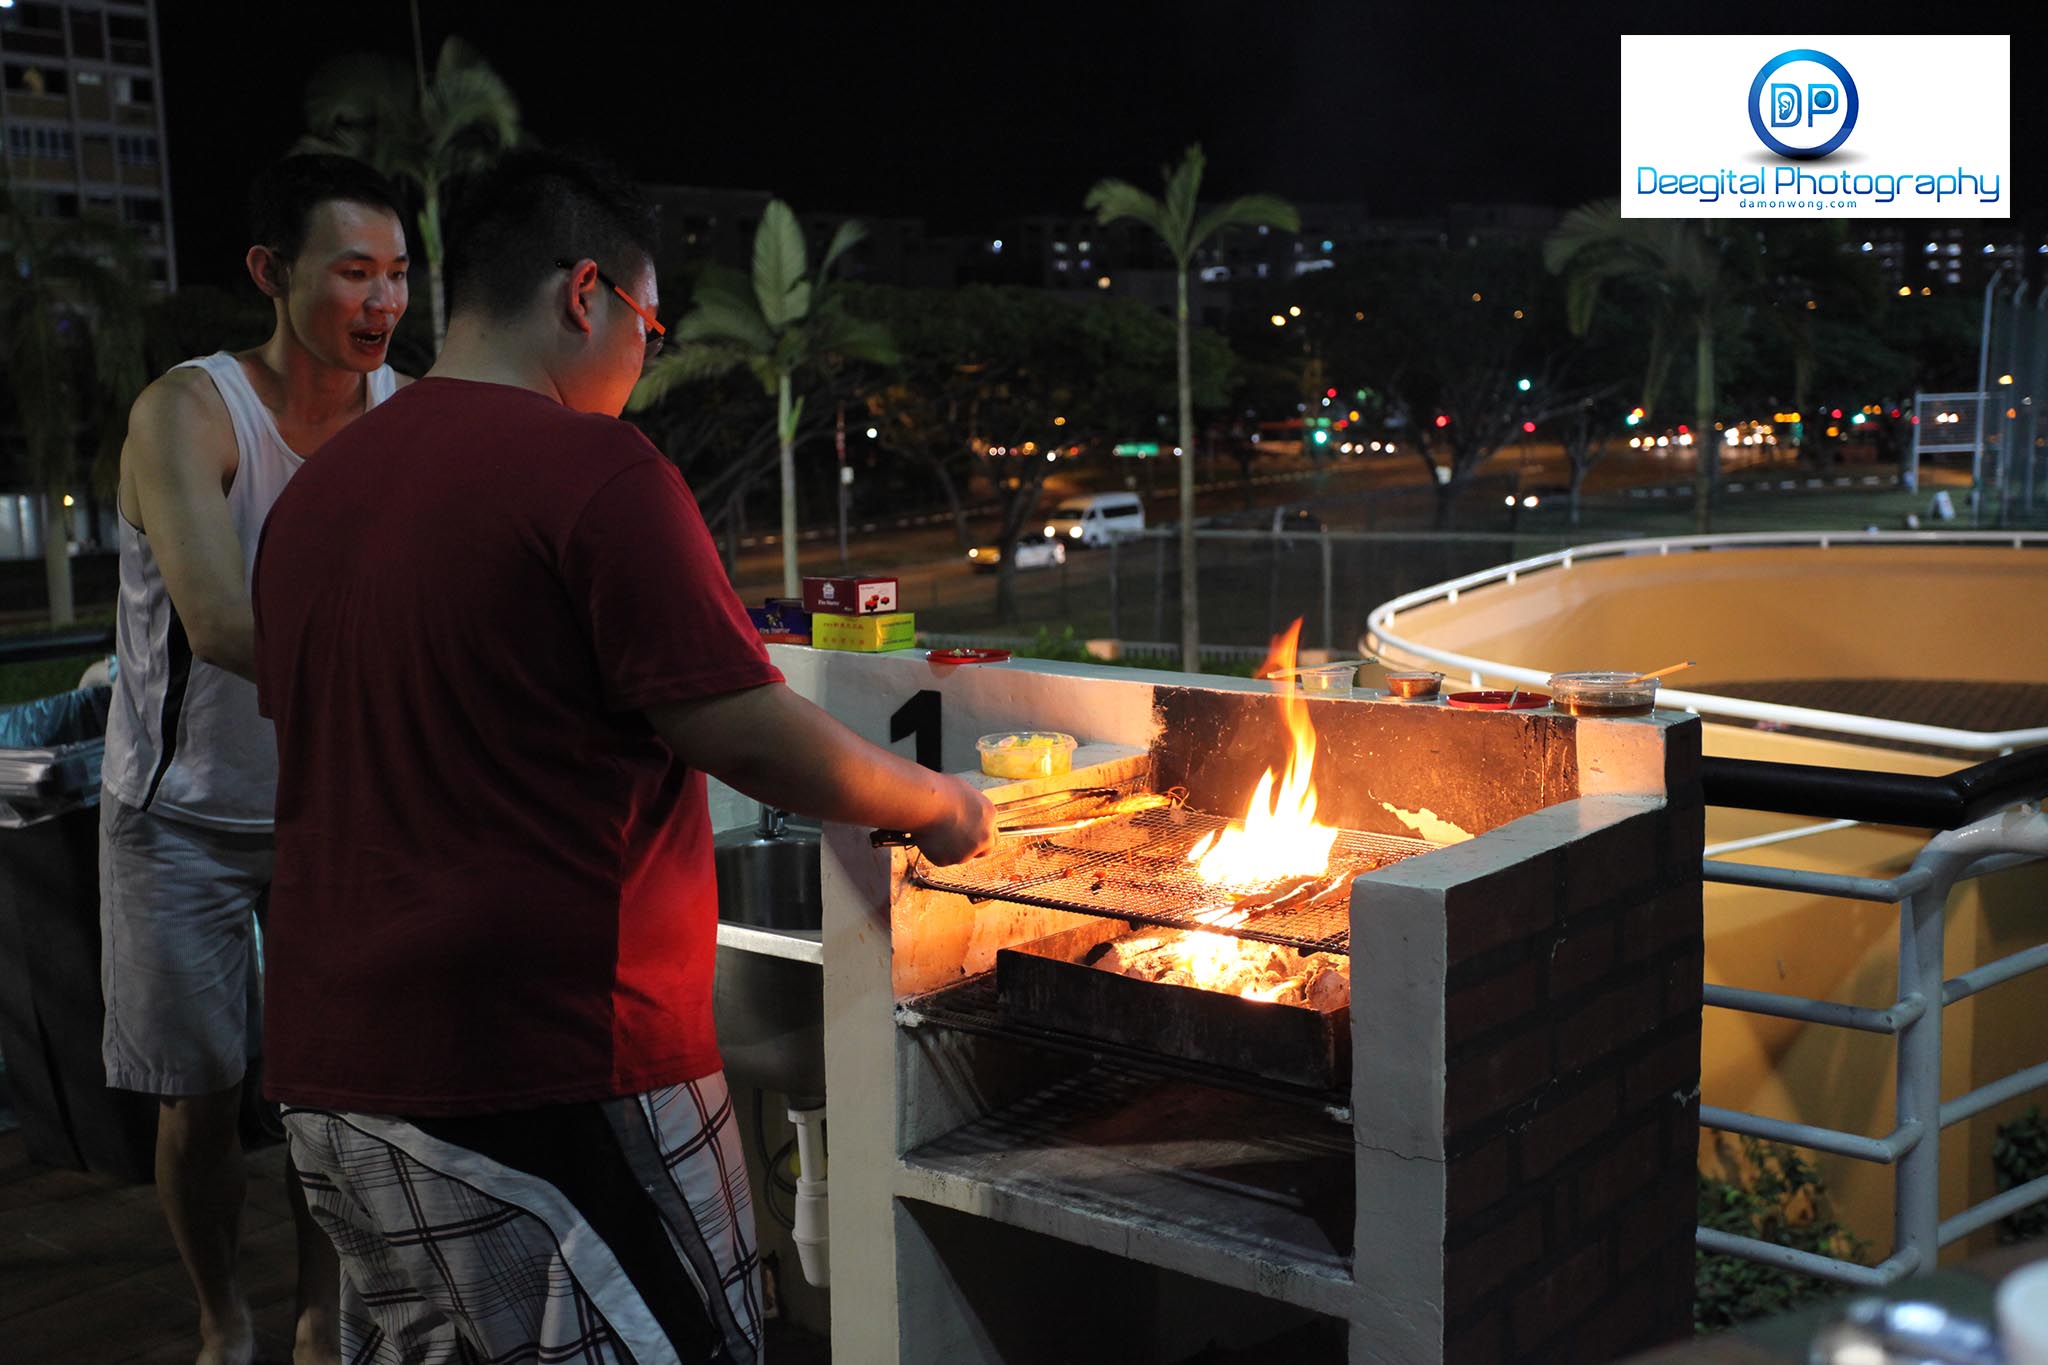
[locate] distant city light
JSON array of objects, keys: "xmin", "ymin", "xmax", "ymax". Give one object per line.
[
  {"xmin": 865, "ymin": 426, "xmax": 879, "ymax": 438},
  {"xmin": 1433, "ymin": 414, "xmax": 1449, "ymax": 428},
  {"xmin": 991, "ymin": 239, "xmax": 1003, "ymax": 253},
  {"xmin": 1898, "ymin": 286, "xmax": 1912, "ymax": 296},
  {"xmin": 1287, "ymin": 305, "xmax": 1302, "ymax": 317},
  {"xmin": 1270, "ymin": 314, "xmax": 1286, "ymax": 327},
  {"xmin": 1053, "ymin": 416, "xmax": 1066, "ymax": 426},
  {"xmin": 1516, "ymin": 378, "xmax": 1531, "ymax": 392},
  {"xmin": 61, "ymin": 493, "xmax": 74, "ymax": 506},
  {"xmin": 1096, "ymin": 276, "xmax": 1111, "ymax": 289},
  {"xmin": 1522, "ymin": 421, "xmax": 1536, "ymax": 433},
  {"xmin": 1470, "ymin": 292, "xmax": 1482, "ymax": 302}
]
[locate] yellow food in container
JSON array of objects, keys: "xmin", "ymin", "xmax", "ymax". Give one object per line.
[{"xmin": 977, "ymin": 731, "xmax": 1077, "ymax": 779}]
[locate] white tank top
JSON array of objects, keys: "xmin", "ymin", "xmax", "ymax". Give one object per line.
[{"xmin": 102, "ymin": 352, "xmax": 398, "ymax": 829}]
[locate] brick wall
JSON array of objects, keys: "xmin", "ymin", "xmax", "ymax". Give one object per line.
[
  {"xmin": 1351, "ymin": 736, "xmax": 1704, "ymax": 1364},
  {"xmin": 1437, "ymin": 800, "xmax": 1703, "ymax": 1364}
]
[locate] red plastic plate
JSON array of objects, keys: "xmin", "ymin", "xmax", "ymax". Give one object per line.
[
  {"xmin": 1444, "ymin": 690, "xmax": 1550, "ymax": 711},
  {"xmin": 927, "ymin": 647, "xmax": 1012, "ymax": 665}
]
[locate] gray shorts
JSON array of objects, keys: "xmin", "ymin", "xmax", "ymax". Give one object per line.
[{"xmin": 99, "ymin": 797, "xmax": 273, "ymax": 1097}]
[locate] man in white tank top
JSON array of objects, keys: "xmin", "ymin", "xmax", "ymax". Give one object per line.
[{"xmin": 99, "ymin": 155, "xmax": 411, "ymax": 1365}]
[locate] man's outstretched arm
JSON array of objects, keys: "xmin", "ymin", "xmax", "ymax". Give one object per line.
[{"xmin": 646, "ymin": 683, "xmax": 996, "ymax": 866}]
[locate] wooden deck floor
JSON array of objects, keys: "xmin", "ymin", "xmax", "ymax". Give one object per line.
[
  {"xmin": 0, "ymin": 1124, "xmax": 832, "ymax": 1363},
  {"xmin": 0, "ymin": 1127, "xmax": 304, "ymax": 1363}
]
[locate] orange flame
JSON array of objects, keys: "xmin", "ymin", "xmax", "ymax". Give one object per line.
[{"xmin": 1185, "ymin": 618, "xmax": 1340, "ymax": 887}]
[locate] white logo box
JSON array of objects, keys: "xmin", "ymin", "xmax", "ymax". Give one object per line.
[{"xmin": 1620, "ymin": 34, "xmax": 2010, "ymax": 219}]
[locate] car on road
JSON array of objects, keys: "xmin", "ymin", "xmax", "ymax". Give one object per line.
[
  {"xmin": 967, "ymin": 539, "xmax": 1068, "ymax": 573},
  {"xmin": 1043, "ymin": 493, "xmax": 1146, "ymax": 546},
  {"xmin": 1210, "ymin": 506, "xmax": 1326, "ymax": 533}
]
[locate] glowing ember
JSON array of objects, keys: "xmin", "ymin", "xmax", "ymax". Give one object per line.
[
  {"xmin": 1090, "ymin": 929, "xmax": 1349, "ymax": 1009},
  {"xmin": 1185, "ymin": 618, "xmax": 1341, "ymax": 887}
]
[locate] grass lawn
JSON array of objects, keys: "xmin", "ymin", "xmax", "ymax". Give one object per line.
[{"xmin": 0, "ymin": 613, "xmax": 114, "ymax": 709}]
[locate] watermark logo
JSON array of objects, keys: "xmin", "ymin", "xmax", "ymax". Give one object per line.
[{"xmin": 1748, "ymin": 48, "xmax": 1858, "ymax": 159}]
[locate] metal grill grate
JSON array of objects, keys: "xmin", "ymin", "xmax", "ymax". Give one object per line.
[{"xmin": 909, "ymin": 806, "xmax": 1439, "ymax": 954}]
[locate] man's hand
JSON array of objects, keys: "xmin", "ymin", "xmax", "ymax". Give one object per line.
[{"xmin": 911, "ymin": 778, "xmax": 997, "ymax": 866}]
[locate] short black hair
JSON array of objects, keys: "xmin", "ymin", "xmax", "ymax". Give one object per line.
[
  {"xmin": 247, "ymin": 154, "xmax": 406, "ymax": 263},
  {"xmin": 443, "ymin": 148, "xmax": 658, "ymax": 321}
]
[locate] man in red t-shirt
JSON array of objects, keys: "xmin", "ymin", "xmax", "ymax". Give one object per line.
[{"xmin": 251, "ymin": 150, "xmax": 993, "ymax": 1365}]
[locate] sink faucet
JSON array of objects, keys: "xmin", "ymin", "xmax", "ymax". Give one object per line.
[{"xmin": 757, "ymin": 805, "xmax": 790, "ymax": 839}]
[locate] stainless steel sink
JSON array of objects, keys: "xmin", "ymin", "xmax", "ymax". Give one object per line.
[{"xmin": 713, "ymin": 823, "xmax": 824, "ymax": 1101}]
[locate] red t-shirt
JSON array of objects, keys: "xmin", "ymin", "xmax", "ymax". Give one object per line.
[{"xmin": 252, "ymin": 377, "xmax": 782, "ymax": 1115}]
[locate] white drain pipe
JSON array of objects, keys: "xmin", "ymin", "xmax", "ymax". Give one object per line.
[{"xmin": 788, "ymin": 1103, "xmax": 830, "ymax": 1286}]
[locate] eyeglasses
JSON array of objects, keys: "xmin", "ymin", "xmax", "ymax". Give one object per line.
[{"xmin": 554, "ymin": 258, "xmax": 666, "ymax": 360}]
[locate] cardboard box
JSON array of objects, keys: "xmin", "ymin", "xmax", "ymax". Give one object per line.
[
  {"xmin": 811, "ymin": 611, "xmax": 915, "ymax": 653},
  {"xmin": 802, "ymin": 575, "xmax": 899, "ymax": 616},
  {"xmin": 746, "ymin": 597, "xmax": 812, "ymax": 637}
]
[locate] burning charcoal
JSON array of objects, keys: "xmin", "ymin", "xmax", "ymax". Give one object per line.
[
  {"xmin": 1305, "ymin": 964, "xmax": 1351, "ymax": 1012},
  {"xmin": 1158, "ymin": 968, "xmax": 1194, "ymax": 989}
]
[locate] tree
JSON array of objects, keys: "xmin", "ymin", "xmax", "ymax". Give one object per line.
[
  {"xmin": 1085, "ymin": 145, "xmax": 1298, "ymax": 670},
  {"xmin": 1545, "ymin": 202, "xmax": 1757, "ymax": 533},
  {"xmin": 846, "ymin": 284, "xmax": 1229, "ymax": 625},
  {"xmin": 1289, "ymin": 244, "xmax": 1587, "ymax": 527},
  {"xmin": 630, "ymin": 202, "xmax": 896, "ymax": 598},
  {"xmin": 0, "ymin": 185, "xmax": 149, "ymax": 623},
  {"xmin": 298, "ymin": 36, "xmax": 520, "ymax": 351}
]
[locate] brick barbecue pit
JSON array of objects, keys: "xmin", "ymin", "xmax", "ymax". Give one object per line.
[{"xmin": 790, "ymin": 649, "xmax": 1703, "ymax": 1364}]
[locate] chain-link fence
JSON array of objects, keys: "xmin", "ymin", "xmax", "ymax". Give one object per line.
[{"xmin": 918, "ymin": 526, "xmax": 1614, "ymax": 655}]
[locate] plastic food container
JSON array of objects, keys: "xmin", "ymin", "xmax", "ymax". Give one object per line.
[
  {"xmin": 1547, "ymin": 672, "xmax": 1659, "ymax": 717},
  {"xmin": 1293, "ymin": 663, "xmax": 1361, "ymax": 696},
  {"xmin": 1384, "ymin": 671, "xmax": 1444, "ymax": 699},
  {"xmin": 977, "ymin": 731, "xmax": 1077, "ymax": 779}
]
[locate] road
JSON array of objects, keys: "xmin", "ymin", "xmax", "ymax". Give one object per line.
[{"xmin": 722, "ymin": 439, "xmax": 1782, "ymax": 605}]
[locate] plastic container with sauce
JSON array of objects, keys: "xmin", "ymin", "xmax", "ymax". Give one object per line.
[
  {"xmin": 977, "ymin": 731, "xmax": 1077, "ymax": 779},
  {"xmin": 1547, "ymin": 671, "xmax": 1660, "ymax": 717}
]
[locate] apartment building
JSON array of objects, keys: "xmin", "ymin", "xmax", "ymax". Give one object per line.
[{"xmin": 1, "ymin": 0, "xmax": 175, "ymax": 288}]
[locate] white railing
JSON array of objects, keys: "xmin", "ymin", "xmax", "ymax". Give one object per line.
[
  {"xmin": 1695, "ymin": 802, "xmax": 2048, "ymax": 1286},
  {"xmin": 1364, "ymin": 530, "xmax": 2048, "ymax": 755}
]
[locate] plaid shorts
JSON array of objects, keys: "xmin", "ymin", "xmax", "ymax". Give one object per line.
[{"xmin": 283, "ymin": 1074, "xmax": 761, "ymax": 1364}]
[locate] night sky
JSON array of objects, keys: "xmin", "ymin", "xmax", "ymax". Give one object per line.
[{"xmin": 157, "ymin": 1, "xmax": 2041, "ymax": 290}]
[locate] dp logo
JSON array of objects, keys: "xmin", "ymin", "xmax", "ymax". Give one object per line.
[{"xmin": 1748, "ymin": 48, "xmax": 1858, "ymax": 159}]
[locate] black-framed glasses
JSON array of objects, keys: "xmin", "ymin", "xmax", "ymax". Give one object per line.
[{"xmin": 554, "ymin": 258, "xmax": 666, "ymax": 359}]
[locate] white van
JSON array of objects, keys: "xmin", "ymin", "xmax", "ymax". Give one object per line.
[{"xmin": 1042, "ymin": 493, "xmax": 1146, "ymax": 547}]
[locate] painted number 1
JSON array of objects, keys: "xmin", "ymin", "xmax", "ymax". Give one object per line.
[{"xmin": 889, "ymin": 690, "xmax": 942, "ymax": 772}]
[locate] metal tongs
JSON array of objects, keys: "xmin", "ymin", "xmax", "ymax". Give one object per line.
[{"xmin": 869, "ymin": 786, "xmax": 1175, "ymax": 849}]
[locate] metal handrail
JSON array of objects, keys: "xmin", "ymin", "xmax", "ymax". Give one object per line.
[
  {"xmin": 1364, "ymin": 530, "xmax": 2048, "ymax": 754},
  {"xmin": 1696, "ymin": 801, "xmax": 2048, "ymax": 1287}
]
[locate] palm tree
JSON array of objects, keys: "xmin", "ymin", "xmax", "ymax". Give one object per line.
[
  {"xmin": 1545, "ymin": 201, "xmax": 1753, "ymax": 533},
  {"xmin": 629, "ymin": 201, "xmax": 897, "ymax": 597},
  {"xmin": 0, "ymin": 184, "xmax": 149, "ymax": 624},
  {"xmin": 1085, "ymin": 145, "xmax": 1297, "ymax": 671},
  {"xmin": 297, "ymin": 36, "xmax": 520, "ymax": 351}
]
